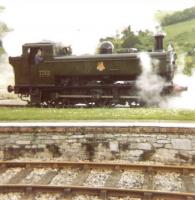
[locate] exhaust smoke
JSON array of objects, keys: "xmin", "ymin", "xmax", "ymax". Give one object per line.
[
  {"xmin": 0, "ymin": 54, "xmax": 15, "ymax": 99},
  {"xmin": 137, "ymin": 52, "xmax": 194, "ymax": 109},
  {"xmin": 165, "ymin": 53, "xmax": 195, "ymax": 109},
  {"xmin": 136, "ymin": 52, "xmax": 166, "ymax": 106}
]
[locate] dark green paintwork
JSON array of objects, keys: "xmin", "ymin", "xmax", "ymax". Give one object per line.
[{"xmin": 9, "ymin": 42, "xmax": 171, "ymax": 87}]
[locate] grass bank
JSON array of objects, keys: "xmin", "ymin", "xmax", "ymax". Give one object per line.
[
  {"xmin": 164, "ymin": 18, "xmax": 195, "ymax": 42},
  {"xmin": 0, "ymin": 107, "xmax": 195, "ymax": 121}
]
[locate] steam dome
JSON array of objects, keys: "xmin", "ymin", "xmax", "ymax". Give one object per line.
[{"xmin": 99, "ymin": 41, "xmax": 114, "ymax": 54}]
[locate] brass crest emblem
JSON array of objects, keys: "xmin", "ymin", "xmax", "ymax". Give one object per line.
[{"xmin": 97, "ymin": 62, "xmax": 105, "ymax": 71}]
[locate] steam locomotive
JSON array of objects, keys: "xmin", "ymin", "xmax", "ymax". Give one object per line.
[{"xmin": 8, "ymin": 34, "xmax": 178, "ymax": 107}]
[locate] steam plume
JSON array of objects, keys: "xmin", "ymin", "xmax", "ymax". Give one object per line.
[
  {"xmin": 165, "ymin": 53, "xmax": 195, "ymax": 109},
  {"xmin": 0, "ymin": 54, "xmax": 14, "ymax": 99},
  {"xmin": 136, "ymin": 52, "xmax": 166, "ymax": 106},
  {"xmin": 137, "ymin": 52, "xmax": 195, "ymax": 109}
]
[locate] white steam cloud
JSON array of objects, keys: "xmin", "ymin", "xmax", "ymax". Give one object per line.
[
  {"xmin": 137, "ymin": 52, "xmax": 195, "ymax": 109},
  {"xmin": 0, "ymin": 54, "xmax": 14, "ymax": 99},
  {"xmin": 136, "ymin": 52, "xmax": 166, "ymax": 106},
  {"xmin": 165, "ymin": 53, "xmax": 195, "ymax": 109},
  {"xmin": 166, "ymin": 73, "xmax": 195, "ymax": 109}
]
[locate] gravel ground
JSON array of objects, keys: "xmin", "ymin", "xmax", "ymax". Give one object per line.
[
  {"xmin": 154, "ymin": 172, "xmax": 183, "ymax": 191},
  {"xmin": 190, "ymin": 173, "xmax": 195, "ymax": 185},
  {"xmin": 50, "ymin": 167, "xmax": 79, "ymax": 185},
  {"xmin": 84, "ymin": 169, "xmax": 112, "ymax": 187},
  {"xmin": 118, "ymin": 170, "xmax": 144, "ymax": 189},
  {"xmin": 35, "ymin": 193, "xmax": 62, "ymax": 200},
  {"xmin": 0, "ymin": 193, "xmax": 142, "ymax": 200},
  {"xmin": 72, "ymin": 195, "xmax": 102, "ymax": 200},
  {"xmin": 109, "ymin": 198, "xmax": 141, "ymax": 200},
  {"xmin": 0, "ymin": 168, "xmax": 23, "ymax": 184},
  {"xmin": 21, "ymin": 168, "xmax": 52, "ymax": 184},
  {"xmin": 0, "ymin": 193, "xmax": 23, "ymax": 200}
]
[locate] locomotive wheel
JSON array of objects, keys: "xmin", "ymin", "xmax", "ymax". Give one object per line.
[
  {"xmin": 128, "ymin": 99, "xmax": 146, "ymax": 107},
  {"xmin": 46, "ymin": 99, "xmax": 65, "ymax": 108},
  {"xmin": 95, "ymin": 99, "xmax": 112, "ymax": 107}
]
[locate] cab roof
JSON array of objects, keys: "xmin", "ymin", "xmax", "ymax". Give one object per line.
[{"xmin": 23, "ymin": 42, "xmax": 54, "ymax": 48}]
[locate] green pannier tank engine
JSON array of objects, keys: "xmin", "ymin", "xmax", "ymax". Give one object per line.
[{"xmin": 7, "ymin": 34, "xmax": 181, "ymax": 107}]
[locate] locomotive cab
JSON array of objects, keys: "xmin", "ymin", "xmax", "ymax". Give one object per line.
[
  {"xmin": 22, "ymin": 42, "xmax": 54, "ymax": 64},
  {"xmin": 8, "ymin": 43, "xmax": 55, "ymax": 93}
]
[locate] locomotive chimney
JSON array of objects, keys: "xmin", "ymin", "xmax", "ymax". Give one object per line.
[
  {"xmin": 154, "ymin": 33, "xmax": 164, "ymax": 51},
  {"xmin": 154, "ymin": 26, "xmax": 165, "ymax": 51}
]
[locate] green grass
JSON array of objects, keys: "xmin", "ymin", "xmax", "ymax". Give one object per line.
[
  {"xmin": 164, "ymin": 18, "xmax": 195, "ymax": 38},
  {"xmin": 164, "ymin": 18, "xmax": 195, "ymax": 46},
  {"xmin": 0, "ymin": 107, "xmax": 195, "ymax": 121}
]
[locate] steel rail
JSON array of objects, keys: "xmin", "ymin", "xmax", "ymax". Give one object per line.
[
  {"xmin": 0, "ymin": 184, "xmax": 194, "ymax": 200},
  {"xmin": 0, "ymin": 161, "xmax": 194, "ymax": 199},
  {"xmin": 0, "ymin": 161, "xmax": 194, "ymax": 173}
]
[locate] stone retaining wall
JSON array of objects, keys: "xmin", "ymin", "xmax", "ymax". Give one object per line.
[{"xmin": 0, "ymin": 126, "xmax": 194, "ymax": 163}]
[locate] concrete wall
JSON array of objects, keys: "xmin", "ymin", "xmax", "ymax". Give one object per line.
[{"xmin": 0, "ymin": 126, "xmax": 194, "ymax": 163}]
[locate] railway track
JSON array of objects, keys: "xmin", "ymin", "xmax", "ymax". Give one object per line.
[{"xmin": 0, "ymin": 161, "xmax": 194, "ymax": 199}]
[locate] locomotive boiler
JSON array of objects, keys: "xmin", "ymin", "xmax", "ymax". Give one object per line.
[{"xmin": 8, "ymin": 34, "xmax": 177, "ymax": 107}]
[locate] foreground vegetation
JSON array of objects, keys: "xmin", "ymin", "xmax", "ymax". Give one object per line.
[
  {"xmin": 0, "ymin": 6, "xmax": 10, "ymax": 55},
  {"xmin": 0, "ymin": 107, "xmax": 195, "ymax": 121}
]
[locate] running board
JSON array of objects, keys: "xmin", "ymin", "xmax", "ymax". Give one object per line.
[{"xmin": 57, "ymin": 94, "xmax": 140, "ymax": 99}]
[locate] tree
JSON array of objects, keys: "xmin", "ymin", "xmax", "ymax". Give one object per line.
[
  {"xmin": 99, "ymin": 26, "xmax": 153, "ymax": 52},
  {"xmin": 135, "ymin": 30, "xmax": 153, "ymax": 51},
  {"xmin": 121, "ymin": 26, "xmax": 140, "ymax": 48},
  {"xmin": 0, "ymin": 6, "xmax": 10, "ymax": 55},
  {"xmin": 160, "ymin": 7, "xmax": 195, "ymax": 26}
]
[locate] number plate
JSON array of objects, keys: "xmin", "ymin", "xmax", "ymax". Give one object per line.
[{"xmin": 39, "ymin": 70, "xmax": 51, "ymax": 77}]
